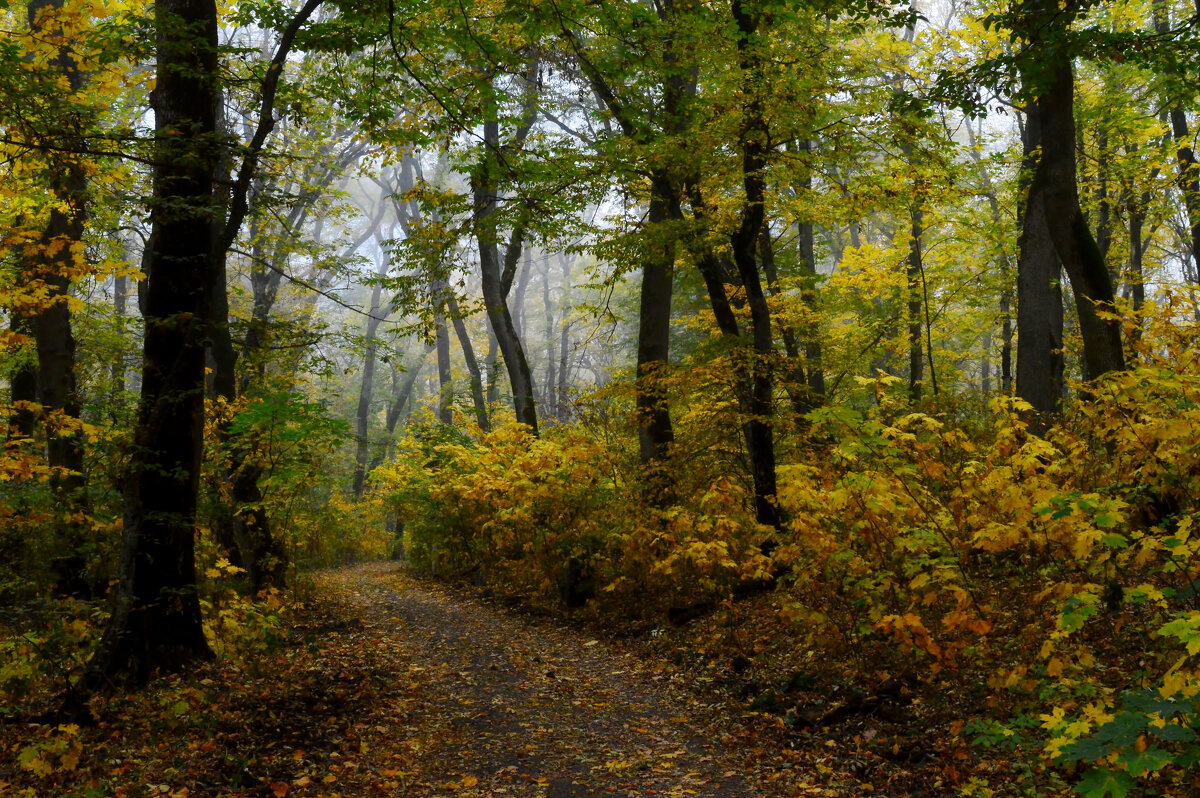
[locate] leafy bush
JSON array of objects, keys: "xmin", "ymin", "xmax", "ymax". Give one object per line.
[
  {"xmin": 768, "ymin": 366, "xmax": 1200, "ymax": 796},
  {"xmin": 373, "ymin": 420, "xmax": 769, "ymax": 618}
]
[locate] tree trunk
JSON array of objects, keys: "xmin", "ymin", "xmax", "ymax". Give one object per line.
[
  {"xmin": 352, "ymin": 252, "xmax": 388, "ymax": 497},
  {"xmin": 1000, "ymin": 287, "xmax": 1013, "ymax": 393},
  {"xmin": 447, "ymin": 293, "xmax": 490, "ymax": 431},
  {"xmin": 729, "ymin": 0, "xmax": 780, "ymax": 533},
  {"xmin": 1026, "ymin": 40, "xmax": 1124, "ymax": 380},
  {"xmin": 636, "ymin": 179, "xmax": 677, "ymax": 468},
  {"xmin": 434, "ymin": 281, "xmax": 454, "ymax": 426},
  {"xmin": 1127, "ymin": 194, "xmax": 1147, "ymax": 356},
  {"xmin": 473, "ymin": 111, "xmax": 539, "ymax": 434},
  {"xmin": 542, "ymin": 259, "xmax": 557, "ymax": 419},
  {"xmin": 1016, "ymin": 106, "xmax": 1066, "ymax": 417},
  {"xmin": 484, "ymin": 330, "xmax": 502, "ymax": 408},
  {"xmin": 907, "ymin": 203, "xmax": 925, "ymax": 402},
  {"xmin": 19, "ymin": 0, "xmax": 91, "ymax": 595},
  {"xmin": 6, "ymin": 316, "xmax": 37, "ymax": 441},
  {"xmin": 369, "ymin": 347, "xmax": 430, "ymax": 471},
  {"xmin": 794, "ymin": 156, "xmax": 826, "ymax": 404},
  {"xmin": 71, "ymin": 0, "xmax": 220, "ymax": 701}
]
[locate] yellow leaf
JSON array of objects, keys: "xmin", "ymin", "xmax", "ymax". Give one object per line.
[{"xmin": 462, "ymin": 775, "xmax": 478, "ymax": 787}]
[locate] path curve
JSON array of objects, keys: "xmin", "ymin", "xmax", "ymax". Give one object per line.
[{"xmin": 307, "ymin": 562, "xmax": 760, "ymax": 797}]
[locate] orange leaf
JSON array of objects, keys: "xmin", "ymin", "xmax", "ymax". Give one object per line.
[{"xmin": 269, "ymin": 784, "xmax": 289, "ymax": 798}]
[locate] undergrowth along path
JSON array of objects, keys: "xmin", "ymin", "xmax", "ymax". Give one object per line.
[{"xmin": 311, "ymin": 562, "xmax": 761, "ymax": 796}]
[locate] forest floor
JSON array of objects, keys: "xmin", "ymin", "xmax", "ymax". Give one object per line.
[{"xmin": 0, "ymin": 563, "xmax": 1013, "ymax": 797}]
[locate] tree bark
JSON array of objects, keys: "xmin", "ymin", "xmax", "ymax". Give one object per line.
[
  {"xmin": 70, "ymin": 0, "xmax": 221, "ymax": 702},
  {"xmin": 16, "ymin": 0, "xmax": 91, "ymax": 595},
  {"xmin": 473, "ymin": 108, "xmax": 539, "ymax": 434},
  {"xmin": 352, "ymin": 238, "xmax": 389, "ymax": 497},
  {"xmin": 1016, "ymin": 107, "xmax": 1065, "ymax": 417},
  {"xmin": 447, "ymin": 292, "xmax": 490, "ymax": 431},
  {"xmin": 729, "ymin": 0, "xmax": 780, "ymax": 533},
  {"xmin": 1025, "ymin": 29, "xmax": 1124, "ymax": 380},
  {"xmin": 636, "ymin": 179, "xmax": 677, "ymax": 468},
  {"xmin": 907, "ymin": 203, "xmax": 925, "ymax": 402}
]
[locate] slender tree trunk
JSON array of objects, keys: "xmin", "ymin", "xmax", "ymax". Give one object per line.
[
  {"xmin": 352, "ymin": 249, "xmax": 388, "ymax": 497},
  {"xmin": 557, "ymin": 257, "xmax": 572, "ymax": 421},
  {"xmin": 730, "ymin": 0, "xmax": 780, "ymax": 533},
  {"xmin": 907, "ymin": 203, "xmax": 925, "ymax": 401},
  {"xmin": 1128, "ymin": 195, "xmax": 1147, "ymax": 356},
  {"xmin": 434, "ymin": 280, "xmax": 454, "ymax": 426},
  {"xmin": 1000, "ymin": 287, "xmax": 1013, "ymax": 393},
  {"xmin": 112, "ymin": 273, "xmax": 127, "ymax": 397},
  {"xmin": 762, "ymin": 176, "xmax": 823, "ymax": 416},
  {"xmin": 794, "ymin": 148, "xmax": 826, "ymax": 404},
  {"xmin": 1153, "ymin": 1, "xmax": 1200, "ymax": 281},
  {"xmin": 368, "ymin": 347, "xmax": 430, "ymax": 471},
  {"xmin": 485, "ymin": 328, "xmax": 500, "ymax": 406},
  {"xmin": 512, "ymin": 249, "xmax": 531, "ymax": 344},
  {"xmin": 473, "ymin": 110, "xmax": 539, "ymax": 433},
  {"xmin": 447, "ymin": 293, "xmax": 490, "ymax": 431}
]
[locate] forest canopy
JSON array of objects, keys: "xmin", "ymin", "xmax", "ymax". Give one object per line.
[{"xmin": 3, "ymin": 0, "xmax": 1200, "ymax": 794}]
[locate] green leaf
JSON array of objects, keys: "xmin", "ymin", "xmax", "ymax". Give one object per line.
[
  {"xmin": 1148, "ymin": 723, "xmax": 1195, "ymax": 742},
  {"xmin": 1076, "ymin": 768, "xmax": 1136, "ymax": 798},
  {"xmin": 1118, "ymin": 746, "xmax": 1173, "ymax": 777}
]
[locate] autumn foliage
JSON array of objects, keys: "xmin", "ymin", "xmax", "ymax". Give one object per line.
[{"xmin": 362, "ymin": 318, "xmax": 1200, "ymax": 796}]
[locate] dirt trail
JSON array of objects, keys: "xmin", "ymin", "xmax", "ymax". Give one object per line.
[{"xmin": 305, "ymin": 562, "xmax": 767, "ymax": 797}]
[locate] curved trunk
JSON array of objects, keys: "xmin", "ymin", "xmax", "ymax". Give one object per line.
[
  {"xmin": 1024, "ymin": 30, "xmax": 1124, "ymax": 380},
  {"xmin": 473, "ymin": 112, "xmax": 538, "ymax": 434}
]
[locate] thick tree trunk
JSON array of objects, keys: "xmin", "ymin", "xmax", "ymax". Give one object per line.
[
  {"xmin": 7, "ymin": 316, "xmax": 37, "ymax": 440},
  {"xmin": 1029, "ymin": 48, "xmax": 1124, "ymax": 380},
  {"xmin": 19, "ymin": 0, "xmax": 91, "ymax": 595},
  {"xmin": 636, "ymin": 180, "xmax": 676, "ymax": 468},
  {"xmin": 71, "ymin": 0, "xmax": 221, "ymax": 701},
  {"xmin": 1016, "ymin": 107, "xmax": 1066, "ymax": 417}
]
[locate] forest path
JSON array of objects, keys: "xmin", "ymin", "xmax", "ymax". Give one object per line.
[{"xmin": 299, "ymin": 562, "xmax": 778, "ymax": 797}]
